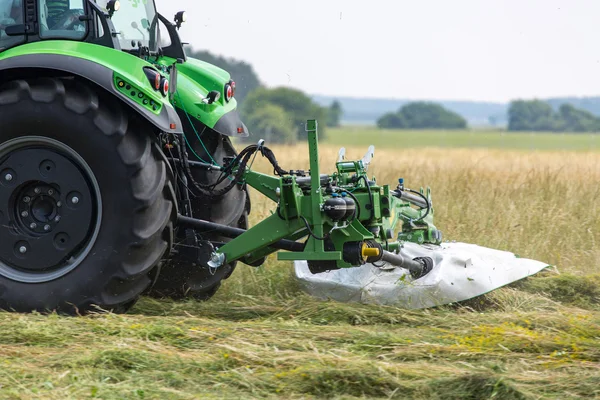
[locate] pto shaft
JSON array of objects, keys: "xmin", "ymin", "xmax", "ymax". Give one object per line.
[{"xmin": 380, "ymin": 251, "xmax": 433, "ymax": 279}]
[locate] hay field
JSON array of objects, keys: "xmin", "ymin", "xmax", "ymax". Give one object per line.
[{"xmin": 0, "ymin": 140, "xmax": 599, "ymax": 399}]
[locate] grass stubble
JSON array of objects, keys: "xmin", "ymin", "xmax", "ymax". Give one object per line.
[{"xmin": 0, "ymin": 138, "xmax": 599, "ymax": 399}]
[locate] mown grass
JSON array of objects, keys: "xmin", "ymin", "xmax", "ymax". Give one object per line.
[{"xmin": 1, "ymin": 140, "xmax": 599, "ymax": 399}]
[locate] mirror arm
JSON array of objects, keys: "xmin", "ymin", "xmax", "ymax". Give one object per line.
[
  {"xmin": 85, "ymin": 0, "xmax": 121, "ymax": 50},
  {"xmin": 156, "ymin": 13, "xmax": 187, "ymax": 61}
]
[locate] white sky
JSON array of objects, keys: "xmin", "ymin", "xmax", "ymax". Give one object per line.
[{"xmin": 160, "ymin": 0, "xmax": 600, "ymax": 102}]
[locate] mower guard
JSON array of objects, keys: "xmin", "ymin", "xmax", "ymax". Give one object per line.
[{"xmin": 295, "ymin": 242, "xmax": 549, "ymax": 309}]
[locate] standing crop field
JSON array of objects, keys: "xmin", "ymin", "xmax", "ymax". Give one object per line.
[{"xmin": 0, "ymin": 137, "xmax": 599, "ymax": 399}]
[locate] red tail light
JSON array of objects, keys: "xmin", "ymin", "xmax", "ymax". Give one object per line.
[
  {"xmin": 160, "ymin": 78, "xmax": 169, "ymax": 96},
  {"xmin": 143, "ymin": 67, "xmax": 162, "ymax": 91},
  {"xmin": 225, "ymin": 84, "xmax": 233, "ymax": 102}
]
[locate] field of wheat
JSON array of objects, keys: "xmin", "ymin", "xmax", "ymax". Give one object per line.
[{"xmin": 0, "ymin": 136, "xmax": 599, "ymax": 399}]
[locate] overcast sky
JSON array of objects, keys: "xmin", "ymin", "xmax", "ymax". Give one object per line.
[{"xmin": 160, "ymin": 0, "xmax": 600, "ymax": 102}]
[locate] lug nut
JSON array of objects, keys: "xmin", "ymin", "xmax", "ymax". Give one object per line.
[
  {"xmin": 48, "ymin": 189, "xmax": 54, "ymax": 195},
  {"xmin": 34, "ymin": 188, "xmax": 41, "ymax": 194},
  {"xmin": 21, "ymin": 211, "xmax": 29, "ymax": 218},
  {"xmin": 30, "ymin": 223, "xmax": 37, "ymax": 229},
  {"xmin": 23, "ymin": 196, "xmax": 30, "ymax": 203},
  {"xmin": 19, "ymin": 246, "xmax": 27, "ymax": 254},
  {"xmin": 71, "ymin": 196, "xmax": 80, "ymax": 204},
  {"xmin": 54, "ymin": 216, "xmax": 61, "ymax": 222},
  {"xmin": 56, "ymin": 201, "xmax": 62, "ymax": 207},
  {"xmin": 44, "ymin": 225, "xmax": 51, "ymax": 232},
  {"xmin": 4, "ymin": 173, "xmax": 13, "ymax": 182}
]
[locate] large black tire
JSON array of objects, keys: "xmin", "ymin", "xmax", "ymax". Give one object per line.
[
  {"xmin": 0, "ymin": 77, "xmax": 173, "ymax": 314},
  {"xmin": 150, "ymin": 127, "xmax": 250, "ymax": 300}
]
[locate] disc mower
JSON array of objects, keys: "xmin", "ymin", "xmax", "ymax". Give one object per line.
[{"xmin": 0, "ymin": 0, "xmax": 545, "ymax": 314}]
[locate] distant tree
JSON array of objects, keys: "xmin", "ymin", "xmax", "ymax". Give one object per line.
[
  {"xmin": 508, "ymin": 100, "xmax": 600, "ymax": 132},
  {"xmin": 508, "ymin": 100, "xmax": 559, "ymax": 131},
  {"xmin": 241, "ymin": 87, "xmax": 329, "ymax": 141},
  {"xmin": 186, "ymin": 49, "xmax": 261, "ymax": 104},
  {"xmin": 558, "ymin": 104, "xmax": 600, "ymax": 132},
  {"xmin": 376, "ymin": 102, "xmax": 466, "ymax": 129},
  {"xmin": 400, "ymin": 102, "xmax": 467, "ymax": 129},
  {"xmin": 244, "ymin": 104, "xmax": 296, "ymax": 144},
  {"xmin": 327, "ymin": 100, "xmax": 343, "ymax": 127},
  {"xmin": 377, "ymin": 112, "xmax": 406, "ymax": 129}
]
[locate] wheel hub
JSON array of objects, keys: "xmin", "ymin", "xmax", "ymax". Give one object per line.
[
  {"xmin": 0, "ymin": 137, "xmax": 101, "ymax": 282},
  {"xmin": 16, "ymin": 183, "xmax": 62, "ymax": 235}
]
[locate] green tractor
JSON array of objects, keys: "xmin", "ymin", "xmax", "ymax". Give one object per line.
[
  {"xmin": 0, "ymin": 0, "xmax": 253, "ymax": 313},
  {"xmin": 0, "ymin": 0, "xmax": 447, "ymax": 315}
]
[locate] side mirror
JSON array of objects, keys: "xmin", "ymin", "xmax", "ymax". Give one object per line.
[
  {"xmin": 174, "ymin": 11, "xmax": 187, "ymax": 29},
  {"xmin": 106, "ymin": 0, "xmax": 120, "ymax": 18}
]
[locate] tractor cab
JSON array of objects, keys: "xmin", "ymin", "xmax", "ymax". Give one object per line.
[{"xmin": 0, "ymin": 0, "xmax": 185, "ymax": 60}]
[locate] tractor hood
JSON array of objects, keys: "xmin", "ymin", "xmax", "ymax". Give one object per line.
[{"xmin": 170, "ymin": 57, "xmax": 250, "ymax": 138}]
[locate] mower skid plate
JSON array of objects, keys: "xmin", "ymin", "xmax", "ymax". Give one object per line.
[{"xmin": 294, "ymin": 242, "xmax": 549, "ymax": 309}]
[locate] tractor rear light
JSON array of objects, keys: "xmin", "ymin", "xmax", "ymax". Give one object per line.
[
  {"xmin": 143, "ymin": 67, "xmax": 162, "ymax": 91},
  {"xmin": 229, "ymin": 80, "xmax": 236, "ymax": 96},
  {"xmin": 225, "ymin": 84, "xmax": 233, "ymax": 102},
  {"xmin": 160, "ymin": 78, "xmax": 169, "ymax": 97}
]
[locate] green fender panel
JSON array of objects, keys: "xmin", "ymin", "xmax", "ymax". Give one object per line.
[
  {"xmin": 166, "ymin": 57, "xmax": 250, "ymax": 138},
  {"xmin": 0, "ymin": 41, "xmax": 182, "ymax": 134}
]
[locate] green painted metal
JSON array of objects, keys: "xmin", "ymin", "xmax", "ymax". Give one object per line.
[
  {"xmin": 0, "ymin": 42, "xmax": 237, "ymax": 133},
  {"xmin": 302, "ymin": 120, "xmax": 330, "ymax": 258},
  {"xmin": 114, "ymin": 74, "xmax": 163, "ymax": 115},
  {"xmin": 166, "ymin": 57, "xmax": 239, "ymax": 131},
  {"xmin": 215, "ymin": 120, "xmax": 443, "ymax": 270},
  {"xmin": 0, "ymin": 41, "xmax": 172, "ymax": 108}
]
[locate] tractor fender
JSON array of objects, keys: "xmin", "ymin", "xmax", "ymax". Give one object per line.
[{"xmin": 0, "ymin": 53, "xmax": 183, "ymax": 135}]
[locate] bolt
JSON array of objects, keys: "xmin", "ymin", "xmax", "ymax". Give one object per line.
[
  {"xmin": 48, "ymin": 189, "xmax": 54, "ymax": 195},
  {"xmin": 21, "ymin": 211, "xmax": 29, "ymax": 218},
  {"xmin": 19, "ymin": 246, "xmax": 27, "ymax": 254},
  {"xmin": 207, "ymin": 252, "xmax": 226, "ymax": 269},
  {"xmin": 23, "ymin": 196, "xmax": 30, "ymax": 203},
  {"xmin": 54, "ymin": 216, "xmax": 61, "ymax": 222},
  {"xmin": 56, "ymin": 201, "xmax": 62, "ymax": 207},
  {"xmin": 30, "ymin": 223, "xmax": 37, "ymax": 229},
  {"xmin": 34, "ymin": 188, "xmax": 41, "ymax": 194},
  {"xmin": 71, "ymin": 196, "xmax": 79, "ymax": 205},
  {"xmin": 4, "ymin": 173, "xmax": 13, "ymax": 182},
  {"xmin": 44, "ymin": 225, "xmax": 51, "ymax": 232}
]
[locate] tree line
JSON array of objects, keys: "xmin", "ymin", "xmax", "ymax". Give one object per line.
[
  {"xmin": 508, "ymin": 100, "xmax": 600, "ymax": 132},
  {"xmin": 188, "ymin": 49, "xmax": 342, "ymax": 144},
  {"xmin": 377, "ymin": 102, "xmax": 467, "ymax": 129},
  {"xmin": 189, "ymin": 49, "xmax": 600, "ymax": 135}
]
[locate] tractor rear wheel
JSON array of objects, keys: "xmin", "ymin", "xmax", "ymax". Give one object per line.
[{"xmin": 0, "ymin": 77, "xmax": 173, "ymax": 314}]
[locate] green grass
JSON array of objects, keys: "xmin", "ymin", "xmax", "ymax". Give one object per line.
[
  {"xmin": 0, "ymin": 290, "xmax": 599, "ymax": 399},
  {"xmin": 325, "ymin": 127, "xmax": 600, "ymax": 151}
]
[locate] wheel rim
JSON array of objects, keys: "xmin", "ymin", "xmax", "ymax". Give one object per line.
[{"xmin": 0, "ymin": 137, "xmax": 102, "ymax": 283}]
